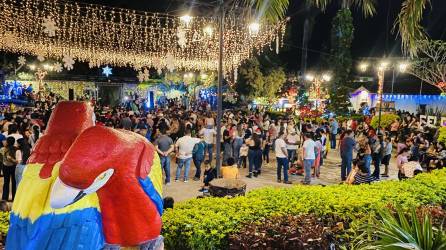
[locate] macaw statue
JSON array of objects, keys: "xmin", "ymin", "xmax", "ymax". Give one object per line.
[
  {"xmin": 50, "ymin": 126, "xmax": 164, "ymax": 249},
  {"xmin": 6, "ymin": 101, "xmax": 104, "ymax": 250}
]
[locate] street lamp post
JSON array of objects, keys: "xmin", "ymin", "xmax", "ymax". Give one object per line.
[{"xmin": 358, "ymin": 60, "xmax": 408, "ymax": 134}]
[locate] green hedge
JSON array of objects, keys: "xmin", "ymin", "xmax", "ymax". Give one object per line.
[
  {"xmin": 370, "ymin": 113, "xmax": 400, "ymax": 130},
  {"xmin": 162, "ymin": 170, "xmax": 446, "ymax": 249}
]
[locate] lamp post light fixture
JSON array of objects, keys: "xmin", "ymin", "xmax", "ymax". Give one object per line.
[
  {"xmin": 358, "ymin": 59, "xmax": 409, "ymax": 134},
  {"xmin": 28, "ymin": 62, "xmax": 55, "ymax": 92}
]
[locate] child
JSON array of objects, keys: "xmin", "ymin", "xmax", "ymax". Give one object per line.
[
  {"xmin": 199, "ymin": 160, "xmax": 217, "ymax": 192},
  {"xmin": 239, "ymin": 142, "xmax": 248, "ymax": 168},
  {"xmin": 381, "ymin": 137, "xmax": 392, "ymax": 177}
]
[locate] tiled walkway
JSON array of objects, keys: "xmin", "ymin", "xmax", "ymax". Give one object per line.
[{"xmin": 164, "ymin": 148, "xmax": 400, "ymax": 202}]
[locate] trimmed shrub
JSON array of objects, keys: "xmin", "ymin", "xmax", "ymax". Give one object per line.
[
  {"xmin": 162, "ymin": 170, "xmax": 446, "ymax": 250},
  {"xmin": 370, "ymin": 113, "xmax": 400, "ymax": 129},
  {"xmin": 229, "ymin": 214, "xmax": 347, "ymax": 249}
]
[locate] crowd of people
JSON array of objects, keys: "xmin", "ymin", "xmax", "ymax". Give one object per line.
[{"xmin": 0, "ymin": 91, "xmax": 444, "ymax": 201}]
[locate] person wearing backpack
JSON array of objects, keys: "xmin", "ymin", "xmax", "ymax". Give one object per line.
[{"xmin": 192, "ymin": 135, "xmax": 207, "ymax": 181}]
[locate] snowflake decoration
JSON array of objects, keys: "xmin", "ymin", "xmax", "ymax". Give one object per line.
[
  {"xmin": 42, "ymin": 17, "xmax": 59, "ymax": 37},
  {"xmin": 62, "ymin": 55, "xmax": 75, "ymax": 70},
  {"xmin": 177, "ymin": 28, "xmax": 186, "ymax": 48},
  {"xmin": 102, "ymin": 66, "xmax": 113, "ymax": 77},
  {"xmin": 165, "ymin": 53, "xmax": 175, "ymax": 72},
  {"xmin": 17, "ymin": 56, "xmax": 26, "ymax": 66},
  {"xmin": 53, "ymin": 62, "xmax": 63, "ymax": 73},
  {"xmin": 37, "ymin": 54, "xmax": 45, "ymax": 62},
  {"xmin": 137, "ymin": 68, "xmax": 150, "ymax": 82}
]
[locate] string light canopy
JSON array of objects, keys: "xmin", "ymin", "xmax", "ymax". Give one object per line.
[{"xmin": 0, "ymin": 0, "xmax": 287, "ymax": 73}]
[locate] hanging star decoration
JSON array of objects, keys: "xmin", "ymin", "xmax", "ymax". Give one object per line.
[
  {"xmin": 177, "ymin": 28, "xmax": 186, "ymax": 49},
  {"xmin": 42, "ymin": 16, "xmax": 59, "ymax": 37},
  {"xmin": 102, "ymin": 66, "xmax": 113, "ymax": 77},
  {"xmin": 17, "ymin": 56, "xmax": 26, "ymax": 66},
  {"xmin": 62, "ymin": 54, "xmax": 75, "ymax": 70},
  {"xmin": 137, "ymin": 68, "xmax": 150, "ymax": 82},
  {"xmin": 53, "ymin": 62, "xmax": 63, "ymax": 73}
]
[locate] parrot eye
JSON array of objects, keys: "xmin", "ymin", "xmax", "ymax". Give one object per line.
[{"xmin": 83, "ymin": 168, "xmax": 114, "ymax": 194}]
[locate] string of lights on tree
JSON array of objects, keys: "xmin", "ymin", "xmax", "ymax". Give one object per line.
[{"xmin": 0, "ymin": 0, "xmax": 286, "ymax": 74}]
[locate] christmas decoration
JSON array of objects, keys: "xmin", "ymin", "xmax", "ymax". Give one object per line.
[
  {"xmin": 42, "ymin": 16, "xmax": 59, "ymax": 37},
  {"xmin": 37, "ymin": 54, "xmax": 45, "ymax": 62},
  {"xmin": 17, "ymin": 56, "xmax": 26, "ymax": 66},
  {"xmin": 165, "ymin": 53, "xmax": 175, "ymax": 73},
  {"xmin": 102, "ymin": 66, "xmax": 113, "ymax": 77},
  {"xmin": 0, "ymin": 0, "xmax": 286, "ymax": 72},
  {"xmin": 62, "ymin": 55, "xmax": 75, "ymax": 70},
  {"xmin": 137, "ymin": 69, "xmax": 150, "ymax": 83},
  {"xmin": 53, "ymin": 62, "xmax": 63, "ymax": 73},
  {"xmin": 177, "ymin": 28, "xmax": 187, "ymax": 49}
]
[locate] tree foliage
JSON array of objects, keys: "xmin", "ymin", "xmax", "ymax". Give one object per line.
[
  {"xmin": 408, "ymin": 40, "xmax": 446, "ymax": 94},
  {"xmin": 327, "ymin": 8, "xmax": 354, "ymax": 114},
  {"xmin": 236, "ymin": 58, "xmax": 286, "ymax": 101}
]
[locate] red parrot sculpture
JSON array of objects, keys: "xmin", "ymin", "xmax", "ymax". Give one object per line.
[
  {"xmin": 50, "ymin": 126, "xmax": 164, "ymax": 248},
  {"xmin": 7, "ymin": 101, "xmax": 105, "ymax": 250}
]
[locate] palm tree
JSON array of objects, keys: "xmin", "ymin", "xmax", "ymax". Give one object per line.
[{"xmin": 248, "ymin": 0, "xmax": 430, "ymax": 57}]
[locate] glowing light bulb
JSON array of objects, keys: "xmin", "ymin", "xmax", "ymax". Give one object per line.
[
  {"xmin": 248, "ymin": 22, "xmax": 260, "ymax": 36},
  {"xmin": 203, "ymin": 25, "xmax": 213, "ymax": 37},
  {"xmin": 180, "ymin": 15, "xmax": 192, "ymax": 26}
]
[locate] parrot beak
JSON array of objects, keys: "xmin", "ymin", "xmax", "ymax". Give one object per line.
[
  {"xmin": 50, "ymin": 168, "xmax": 115, "ymax": 209},
  {"xmin": 50, "ymin": 177, "xmax": 85, "ymax": 209}
]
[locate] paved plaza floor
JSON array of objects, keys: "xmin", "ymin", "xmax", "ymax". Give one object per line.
[
  {"xmin": 164, "ymin": 148, "xmax": 400, "ymax": 202},
  {"xmin": 0, "ymin": 148, "xmax": 400, "ymax": 203}
]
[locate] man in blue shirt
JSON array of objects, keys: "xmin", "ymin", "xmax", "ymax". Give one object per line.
[
  {"xmin": 329, "ymin": 118, "xmax": 339, "ymax": 149},
  {"xmin": 340, "ymin": 130, "xmax": 356, "ymax": 181}
]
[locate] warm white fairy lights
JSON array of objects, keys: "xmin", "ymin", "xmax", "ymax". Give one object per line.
[{"xmin": 0, "ymin": 0, "xmax": 286, "ymax": 73}]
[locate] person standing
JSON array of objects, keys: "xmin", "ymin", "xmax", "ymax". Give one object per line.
[
  {"xmin": 200, "ymin": 125, "xmax": 216, "ymax": 162},
  {"xmin": 1, "ymin": 137, "xmax": 17, "ymax": 201},
  {"xmin": 245, "ymin": 131, "xmax": 262, "ymax": 178},
  {"xmin": 275, "ymin": 131, "xmax": 292, "ymax": 184},
  {"xmin": 340, "ymin": 130, "xmax": 356, "ymax": 181},
  {"xmin": 155, "ymin": 128, "xmax": 174, "ymax": 185},
  {"xmin": 175, "ymin": 128, "xmax": 200, "ymax": 182},
  {"xmin": 232, "ymin": 128, "xmax": 244, "ymax": 167},
  {"xmin": 302, "ymin": 133, "xmax": 316, "ymax": 185},
  {"xmin": 329, "ymin": 118, "xmax": 339, "ymax": 149},
  {"xmin": 371, "ymin": 135, "xmax": 383, "ymax": 179},
  {"xmin": 14, "ymin": 138, "xmax": 30, "ymax": 188},
  {"xmin": 381, "ymin": 137, "xmax": 392, "ymax": 177},
  {"xmin": 285, "ymin": 129, "xmax": 299, "ymax": 162},
  {"xmin": 222, "ymin": 124, "xmax": 233, "ymax": 165},
  {"xmin": 192, "ymin": 135, "xmax": 207, "ymax": 181}
]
